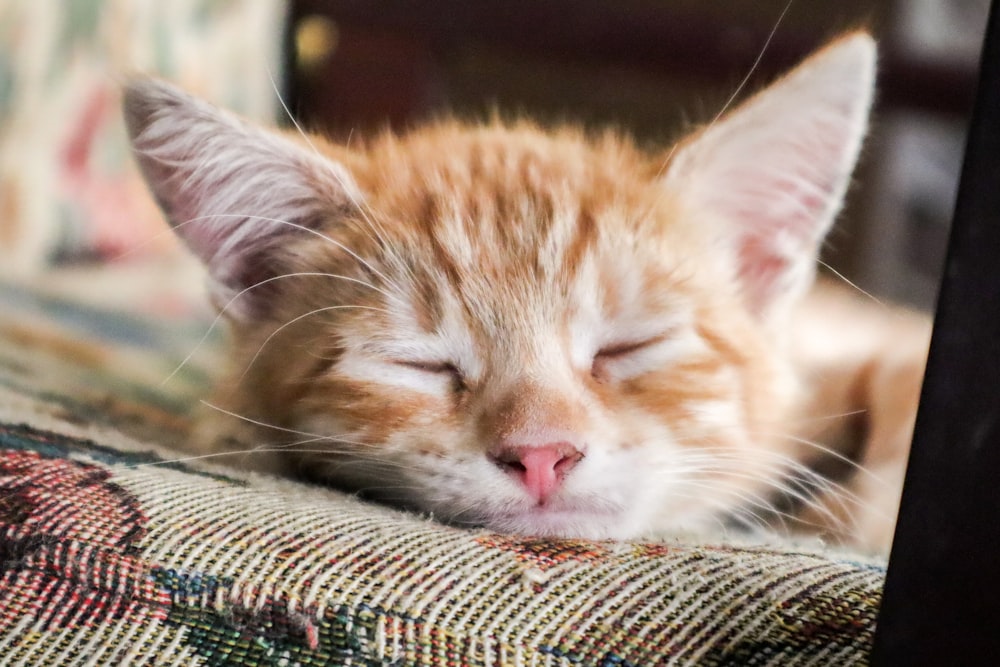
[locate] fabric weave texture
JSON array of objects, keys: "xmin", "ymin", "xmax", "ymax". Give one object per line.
[{"xmin": 0, "ymin": 282, "xmax": 883, "ymax": 666}]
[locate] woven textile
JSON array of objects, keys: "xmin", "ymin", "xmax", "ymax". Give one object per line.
[
  {"xmin": 0, "ymin": 282, "xmax": 884, "ymax": 666},
  {"xmin": 0, "ymin": 0, "xmax": 283, "ymax": 277}
]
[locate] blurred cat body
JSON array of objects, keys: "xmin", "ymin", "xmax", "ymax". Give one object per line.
[{"xmin": 124, "ymin": 32, "xmax": 929, "ymax": 553}]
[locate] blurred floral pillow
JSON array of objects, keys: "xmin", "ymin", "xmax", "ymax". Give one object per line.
[{"xmin": 0, "ymin": 0, "xmax": 283, "ymax": 286}]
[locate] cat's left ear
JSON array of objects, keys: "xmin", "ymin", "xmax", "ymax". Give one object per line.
[{"xmin": 663, "ymin": 32, "xmax": 875, "ymax": 320}]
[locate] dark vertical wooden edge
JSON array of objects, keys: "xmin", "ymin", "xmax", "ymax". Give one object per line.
[{"xmin": 871, "ymin": 1, "xmax": 1000, "ymax": 664}]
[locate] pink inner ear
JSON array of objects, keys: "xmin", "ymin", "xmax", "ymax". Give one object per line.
[
  {"xmin": 738, "ymin": 236, "xmax": 791, "ymax": 314},
  {"xmin": 790, "ymin": 182, "xmax": 828, "ymax": 218},
  {"xmin": 668, "ymin": 34, "xmax": 873, "ymax": 316},
  {"xmin": 728, "ymin": 163, "xmax": 840, "ymax": 315}
]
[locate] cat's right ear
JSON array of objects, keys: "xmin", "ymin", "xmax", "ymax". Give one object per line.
[{"xmin": 123, "ymin": 78, "xmax": 362, "ymax": 316}]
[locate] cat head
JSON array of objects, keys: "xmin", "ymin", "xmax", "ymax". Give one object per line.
[{"xmin": 125, "ymin": 33, "xmax": 874, "ymax": 540}]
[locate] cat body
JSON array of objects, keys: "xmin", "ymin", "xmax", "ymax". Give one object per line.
[{"xmin": 124, "ymin": 32, "xmax": 928, "ymax": 552}]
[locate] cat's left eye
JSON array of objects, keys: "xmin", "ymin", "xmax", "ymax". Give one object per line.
[
  {"xmin": 595, "ymin": 335, "xmax": 667, "ymax": 360},
  {"xmin": 591, "ymin": 335, "xmax": 668, "ymax": 379}
]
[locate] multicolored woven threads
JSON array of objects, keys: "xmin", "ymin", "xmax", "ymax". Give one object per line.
[{"xmin": 0, "ymin": 284, "xmax": 883, "ymax": 666}]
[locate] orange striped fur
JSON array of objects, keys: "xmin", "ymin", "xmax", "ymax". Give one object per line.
[{"xmin": 124, "ymin": 32, "xmax": 928, "ymax": 553}]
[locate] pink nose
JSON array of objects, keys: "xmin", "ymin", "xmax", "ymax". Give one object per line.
[{"xmin": 489, "ymin": 442, "xmax": 583, "ymax": 504}]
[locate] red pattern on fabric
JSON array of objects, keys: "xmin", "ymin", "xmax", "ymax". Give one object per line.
[{"xmin": 0, "ymin": 450, "xmax": 168, "ymax": 633}]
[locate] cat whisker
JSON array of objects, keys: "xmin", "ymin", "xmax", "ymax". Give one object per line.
[
  {"xmin": 680, "ymin": 447, "xmax": 873, "ymax": 513},
  {"xmin": 436, "ymin": 500, "xmax": 489, "ymax": 524},
  {"xmin": 124, "ymin": 447, "xmax": 353, "ymax": 469},
  {"xmin": 688, "ymin": 427, "xmax": 885, "ymax": 489},
  {"xmin": 266, "ymin": 65, "xmax": 407, "ymax": 278},
  {"xmin": 665, "ymin": 450, "xmax": 867, "ymax": 533},
  {"xmin": 438, "ymin": 507, "xmax": 489, "ymax": 528},
  {"xmin": 663, "ymin": 483, "xmax": 781, "ymax": 536},
  {"xmin": 106, "ymin": 222, "xmax": 197, "ymax": 262},
  {"xmin": 757, "ymin": 470, "xmax": 889, "ymax": 533},
  {"xmin": 708, "ymin": 0, "xmax": 795, "ymax": 128},
  {"xmin": 161, "ymin": 270, "xmax": 396, "ymax": 386},
  {"xmin": 314, "ymin": 456, "xmax": 419, "ymax": 473},
  {"xmin": 691, "ymin": 445, "xmax": 859, "ymax": 484},
  {"xmin": 756, "ymin": 431, "xmax": 889, "ymax": 485},
  {"xmin": 144, "ymin": 443, "xmax": 421, "ymax": 477},
  {"xmin": 816, "ymin": 258, "xmax": 884, "ymax": 306},
  {"xmin": 675, "ymin": 476, "xmax": 796, "ymax": 526},
  {"xmin": 241, "ymin": 304, "xmax": 391, "ymax": 377},
  {"xmin": 200, "ymin": 400, "xmax": 335, "ymax": 441},
  {"xmin": 170, "ymin": 213, "xmax": 408, "ymax": 298},
  {"xmin": 782, "ymin": 408, "xmax": 870, "ymax": 426},
  {"xmin": 192, "ymin": 405, "xmax": 430, "ymax": 474},
  {"xmin": 698, "ymin": 479, "xmax": 853, "ymax": 538},
  {"xmin": 653, "ymin": 0, "xmax": 795, "ymax": 181},
  {"xmin": 197, "ymin": 403, "xmax": 416, "ymax": 457},
  {"xmin": 348, "ymin": 483, "xmax": 429, "ymax": 501}
]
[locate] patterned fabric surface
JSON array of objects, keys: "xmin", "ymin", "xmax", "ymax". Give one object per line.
[
  {"xmin": 0, "ymin": 282, "xmax": 884, "ymax": 666},
  {"xmin": 0, "ymin": 0, "xmax": 282, "ymax": 314}
]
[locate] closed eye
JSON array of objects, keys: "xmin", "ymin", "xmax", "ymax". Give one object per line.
[
  {"xmin": 396, "ymin": 360, "xmax": 466, "ymax": 391},
  {"xmin": 398, "ymin": 360, "xmax": 457, "ymax": 374},
  {"xmin": 592, "ymin": 334, "xmax": 670, "ymax": 380},
  {"xmin": 595, "ymin": 334, "xmax": 667, "ymax": 360}
]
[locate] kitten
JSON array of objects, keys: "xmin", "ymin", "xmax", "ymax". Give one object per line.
[{"xmin": 123, "ymin": 32, "xmax": 929, "ymax": 553}]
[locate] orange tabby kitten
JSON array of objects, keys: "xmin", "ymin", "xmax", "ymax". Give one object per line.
[{"xmin": 124, "ymin": 32, "xmax": 928, "ymax": 553}]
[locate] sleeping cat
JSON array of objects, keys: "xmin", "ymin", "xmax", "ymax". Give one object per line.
[{"xmin": 123, "ymin": 32, "xmax": 929, "ymax": 553}]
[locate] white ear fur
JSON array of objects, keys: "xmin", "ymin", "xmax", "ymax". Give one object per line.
[
  {"xmin": 123, "ymin": 78, "xmax": 362, "ymax": 315},
  {"xmin": 664, "ymin": 33, "xmax": 876, "ymax": 320}
]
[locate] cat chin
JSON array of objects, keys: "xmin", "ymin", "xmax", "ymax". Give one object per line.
[{"xmin": 476, "ymin": 508, "xmax": 647, "ymax": 542}]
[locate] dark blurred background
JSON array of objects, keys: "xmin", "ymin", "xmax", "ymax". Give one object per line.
[{"xmin": 283, "ymin": 0, "xmax": 989, "ymax": 311}]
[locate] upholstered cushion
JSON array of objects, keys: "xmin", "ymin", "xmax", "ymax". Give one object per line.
[
  {"xmin": 0, "ymin": 282, "xmax": 882, "ymax": 666},
  {"xmin": 0, "ymin": 0, "xmax": 282, "ymax": 291}
]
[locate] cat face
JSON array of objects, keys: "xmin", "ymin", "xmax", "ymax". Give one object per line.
[
  {"xmin": 124, "ymin": 33, "xmax": 875, "ymax": 540},
  {"xmin": 247, "ymin": 127, "xmax": 794, "ymax": 539}
]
